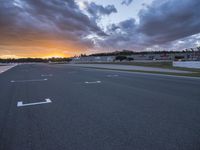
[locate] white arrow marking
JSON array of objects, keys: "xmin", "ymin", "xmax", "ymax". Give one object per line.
[
  {"xmin": 17, "ymin": 98, "xmax": 52, "ymax": 107},
  {"xmin": 11, "ymin": 79, "xmax": 48, "ymax": 83},
  {"xmin": 85, "ymin": 81, "xmax": 101, "ymax": 84}
]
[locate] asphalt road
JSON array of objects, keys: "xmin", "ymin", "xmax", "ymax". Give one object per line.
[
  {"xmin": 0, "ymin": 63, "xmax": 200, "ymax": 150},
  {"xmin": 67, "ymin": 63, "xmax": 191, "ymax": 73}
]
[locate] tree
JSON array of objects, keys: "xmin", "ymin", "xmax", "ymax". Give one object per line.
[
  {"xmin": 115, "ymin": 55, "xmax": 127, "ymax": 61},
  {"xmin": 127, "ymin": 57, "xmax": 134, "ymax": 61}
]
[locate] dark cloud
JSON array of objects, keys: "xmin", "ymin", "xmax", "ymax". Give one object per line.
[
  {"xmin": 85, "ymin": 2, "xmax": 117, "ymax": 20},
  {"xmin": 96, "ymin": 19, "xmax": 144, "ymax": 50},
  {"xmin": 0, "ymin": 0, "xmax": 199, "ymax": 55},
  {"xmin": 0, "ymin": 0, "xmax": 105, "ymax": 50},
  {"xmin": 138, "ymin": 0, "xmax": 200, "ymax": 45},
  {"xmin": 121, "ymin": 0, "xmax": 133, "ymax": 6},
  {"xmin": 99, "ymin": 0, "xmax": 200, "ymax": 51}
]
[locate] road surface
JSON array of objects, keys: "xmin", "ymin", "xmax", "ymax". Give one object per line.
[
  {"xmin": 68, "ymin": 63, "xmax": 191, "ymax": 73},
  {"xmin": 0, "ymin": 63, "xmax": 200, "ymax": 150},
  {"xmin": 0, "ymin": 64, "xmax": 17, "ymax": 74}
]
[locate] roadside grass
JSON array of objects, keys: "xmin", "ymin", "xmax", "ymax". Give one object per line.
[
  {"xmin": 109, "ymin": 62, "xmax": 173, "ymax": 68},
  {"xmin": 74, "ymin": 61, "xmax": 199, "ymax": 77},
  {"xmin": 81, "ymin": 66, "xmax": 200, "ymax": 78},
  {"xmin": 116, "ymin": 62, "xmax": 200, "ymax": 72},
  {"xmin": 77, "ymin": 61, "xmax": 200, "ymax": 73}
]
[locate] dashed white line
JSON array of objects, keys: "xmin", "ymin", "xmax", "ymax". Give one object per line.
[
  {"xmin": 17, "ymin": 98, "xmax": 52, "ymax": 107},
  {"xmin": 11, "ymin": 78, "xmax": 48, "ymax": 83},
  {"xmin": 41, "ymin": 74, "xmax": 53, "ymax": 77},
  {"xmin": 85, "ymin": 81, "xmax": 101, "ymax": 84},
  {"xmin": 106, "ymin": 75, "xmax": 119, "ymax": 77}
]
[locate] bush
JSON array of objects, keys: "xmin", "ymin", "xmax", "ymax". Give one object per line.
[{"xmin": 115, "ymin": 55, "xmax": 127, "ymax": 61}]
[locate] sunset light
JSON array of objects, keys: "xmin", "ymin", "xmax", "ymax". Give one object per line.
[
  {"xmin": 42, "ymin": 54, "xmax": 67, "ymax": 59},
  {"xmin": 0, "ymin": 0, "xmax": 199, "ymax": 58},
  {"xmin": 0, "ymin": 1, "xmax": 200, "ymax": 150}
]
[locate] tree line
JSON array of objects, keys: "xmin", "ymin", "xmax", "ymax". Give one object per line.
[
  {"xmin": 0, "ymin": 57, "xmax": 72, "ymax": 63},
  {"xmin": 82, "ymin": 47, "xmax": 200, "ymax": 57}
]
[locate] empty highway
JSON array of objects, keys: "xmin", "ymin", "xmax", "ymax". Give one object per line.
[{"xmin": 0, "ymin": 63, "xmax": 200, "ymax": 150}]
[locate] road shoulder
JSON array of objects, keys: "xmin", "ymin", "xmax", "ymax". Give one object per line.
[
  {"xmin": 66, "ymin": 64, "xmax": 200, "ymax": 79},
  {"xmin": 0, "ymin": 64, "xmax": 17, "ymax": 74}
]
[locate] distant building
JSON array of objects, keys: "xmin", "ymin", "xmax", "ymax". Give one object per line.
[
  {"xmin": 71, "ymin": 47, "xmax": 200, "ymax": 63},
  {"xmin": 72, "ymin": 56, "xmax": 115, "ymax": 63}
]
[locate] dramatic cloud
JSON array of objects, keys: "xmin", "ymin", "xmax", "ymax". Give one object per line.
[
  {"xmin": 138, "ymin": 0, "xmax": 200, "ymax": 45},
  {"xmin": 96, "ymin": 19, "xmax": 144, "ymax": 50},
  {"xmin": 98, "ymin": 0, "xmax": 200, "ymax": 51},
  {"xmin": 0, "ymin": 0, "xmax": 199, "ymax": 57},
  {"xmin": 121, "ymin": 0, "xmax": 133, "ymax": 6},
  {"xmin": 85, "ymin": 2, "xmax": 117, "ymax": 20},
  {"xmin": 0, "ymin": 0, "xmax": 105, "ymax": 57}
]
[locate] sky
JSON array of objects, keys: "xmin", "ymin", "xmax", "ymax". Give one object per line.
[{"xmin": 0, "ymin": 0, "xmax": 200, "ymax": 58}]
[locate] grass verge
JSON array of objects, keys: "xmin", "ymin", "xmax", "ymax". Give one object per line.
[{"xmin": 81, "ymin": 66, "xmax": 200, "ymax": 78}]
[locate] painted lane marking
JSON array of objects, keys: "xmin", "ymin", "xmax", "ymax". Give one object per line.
[
  {"xmin": 11, "ymin": 78, "xmax": 48, "ymax": 83},
  {"xmin": 17, "ymin": 98, "xmax": 52, "ymax": 107},
  {"xmin": 41, "ymin": 74, "xmax": 53, "ymax": 77},
  {"xmin": 107, "ymin": 75, "xmax": 119, "ymax": 77},
  {"xmin": 85, "ymin": 81, "xmax": 101, "ymax": 84}
]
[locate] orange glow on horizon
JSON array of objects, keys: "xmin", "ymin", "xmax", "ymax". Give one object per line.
[
  {"xmin": 0, "ymin": 53, "xmax": 72, "ymax": 59},
  {"xmin": 42, "ymin": 53, "xmax": 68, "ymax": 58},
  {"xmin": 0, "ymin": 45, "xmax": 86, "ymax": 59},
  {"xmin": 0, "ymin": 38, "xmax": 90, "ymax": 59},
  {"xmin": 0, "ymin": 55, "xmax": 20, "ymax": 59}
]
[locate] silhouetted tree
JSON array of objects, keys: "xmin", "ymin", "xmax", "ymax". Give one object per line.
[{"xmin": 115, "ymin": 55, "xmax": 127, "ymax": 61}]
